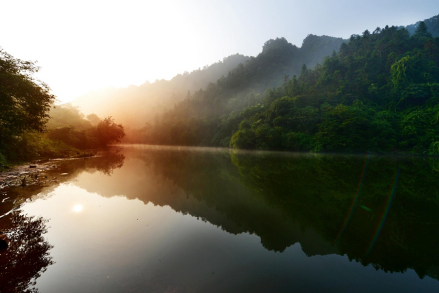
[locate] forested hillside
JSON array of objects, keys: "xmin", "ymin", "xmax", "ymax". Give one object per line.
[
  {"xmin": 141, "ymin": 22, "xmax": 439, "ymax": 155},
  {"xmin": 73, "ymin": 36, "xmax": 345, "ymax": 129},
  {"xmin": 73, "ymin": 54, "xmax": 250, "ymax": 128}
]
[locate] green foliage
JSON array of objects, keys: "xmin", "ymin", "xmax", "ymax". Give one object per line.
[
  {"xmin": 0, "ymin": 48, "xmax": 55, "ymax": 159},
  {"xmin": 1, "ymin": 101, "xmax": 125, "ymax": 164},
  {"xmin": 46, "ymin": 106, "xmax": 125, "ymax": 149},
  {"xmin": 0, "ymin": 50, "xmax": 124, "ymax": 165},
  {"xmin": 1, "ymin": 131, "xmax": 77, "ymax": 162},
  {"xmin": 230, "ymin": 128, "xmax": 255, "ymax": 149},
  {"xmin": 135, "ymin": 35, "xmax": 348, "ymax": 147},
  {"xmin": 47, "ymin": 127, "xmax": 97, "ymax": 149},
  {"xmin": 315, "ymin": 103, "xmax": 370, "ymax": 151},
  {"xmin": 141, "ymin": 22, "xmax": 439, "ymax": 155}
]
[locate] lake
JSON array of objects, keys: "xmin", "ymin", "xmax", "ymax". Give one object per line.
[{"xmin": 1, "ymin": 145, "xmax": 439, "ymax": 292}]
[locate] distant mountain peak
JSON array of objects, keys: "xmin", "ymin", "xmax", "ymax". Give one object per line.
[{"xmin": 262, "ymin": 37, "xmax": 299, "ymax": 53}]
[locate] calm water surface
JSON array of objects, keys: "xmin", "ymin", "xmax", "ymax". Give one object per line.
[{"xmin": 1, "ymin": 145, "xmax": 439, "ymax": 292}]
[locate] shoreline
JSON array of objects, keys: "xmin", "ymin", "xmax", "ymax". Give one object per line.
[
  {"xmin": 0, "ymin": 153, "xmax": 95, "ymax": 189},
  {"xmin": 0, "ymin": 160, "xmax": 62, "ymax": 189}
]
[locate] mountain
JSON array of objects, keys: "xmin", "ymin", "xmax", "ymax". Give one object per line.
[
  {"xmin": 70, "ymin": 14, "xmax": 439, "ymax": 153},
  {"xmin": 300, "ymin": 34, "xmax": 346, "ymax": 68},
  {"xmin": 72, "ymin": 54, "xmax": 250, "ymax": 128},
  {"xmin": 405, "ymin": 14, "xmax": 439, "ymax": 37},
  {"xmin": 140, "ymin": 15, "xmax": 439, "ymax": 155},
  {"xmin": 225, "ymin": 22, "xmax": 439, "ymax": 154},
  {"xmin": 72, "ymin": 35, "xmax": 345, "ymax": 129}
]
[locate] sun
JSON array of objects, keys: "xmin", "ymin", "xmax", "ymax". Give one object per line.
[{"xmin": 73, "ymin": 204, "xmax": 84, "ymax": 213}]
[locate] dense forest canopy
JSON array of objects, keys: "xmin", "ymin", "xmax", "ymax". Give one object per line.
[
  {"xmin": 72, "ymin": 14, "xmax": 439, "ymax": 138},
  {"xmin": 134, "ymin": 19, "xmax": 439, "ymax": 155}
]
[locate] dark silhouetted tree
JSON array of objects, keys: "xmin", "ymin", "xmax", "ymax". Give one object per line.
[{"xmin": 96, "ymin": 117, "xmax": 125, "ymax": 147}]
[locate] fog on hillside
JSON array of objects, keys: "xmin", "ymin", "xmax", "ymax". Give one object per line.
[
  {"xmin": 72, "ymin": 35, "xmax": 345, "ymax": 132},
  {"xmin": 72, "ymin": 54, "xmax": 250, "ymax": 128}
]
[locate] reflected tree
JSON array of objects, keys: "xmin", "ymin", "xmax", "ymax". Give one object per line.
[
  {"xmin": 52, "ymin": 149, "xmax": 126, "ymax": 177},
  {"xmin": 0, "ymin": 212, "xmax": 54, "ymax": 293},
  {"xmin": 92, "ymin": 149, "xmax": 125, "ymax": 175}
]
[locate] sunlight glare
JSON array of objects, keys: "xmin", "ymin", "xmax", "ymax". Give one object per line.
[{"xmin": 73, "ymin": 204, "xmax": 84, "ymax": 213}]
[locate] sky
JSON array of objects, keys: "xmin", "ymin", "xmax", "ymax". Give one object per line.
[{"xmin": 1, "ymin": 0, "xmax": 439, "ymax": 103}]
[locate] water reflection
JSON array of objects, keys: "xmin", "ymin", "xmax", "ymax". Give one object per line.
[
  {"xmin": 227, "ymin": 151, "xmax": 439, "ymax": 279},
  {"xmin": 0, "ymin": 212, "xmax": 54, "ymax": 293},
  {"xmin": 68, "ymin": 146, "xmax": 439, "ymax": 282},
  {"xmin": 2, "ymin": 145, "xmax": 439, "ymax": 292},
  {"xmin": 0, "ymin": 149, "xmax": 125, "ymax": 218},
  {"xmin": 0, "ymin": 149, "xmax": 125, "ymax": 293},
  {"xmin": 72, "ymin": 204, "xmax": 83, "ymax": 213}
]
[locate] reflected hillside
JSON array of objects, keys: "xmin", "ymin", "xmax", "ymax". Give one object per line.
[
  {"xmin": 229, "ymin": 152, "xmax": 439, "ymax": 278},
  {"xmin": 71, "ymin": 146, "xmax": 439, "ymax": 281},
  {"xmin": 4, "ymin": 146, "xmax": 439, "ymax": 282},
  {"xmin": 74, "ymin": 147, "xmax": 338, "ymax": 256},
  {"xmin": 54, "ymin": 149, "xmax": 125, "ymax": 177}
]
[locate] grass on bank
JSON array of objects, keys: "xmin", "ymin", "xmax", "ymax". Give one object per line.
[{"xmin": 0, "ymin": 131, "xmax": 95, "ymax": 171}]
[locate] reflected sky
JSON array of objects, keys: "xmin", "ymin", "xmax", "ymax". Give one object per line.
[{"xmin": 3, "ymin": 146, "xmax": 439, "ymax": 292}]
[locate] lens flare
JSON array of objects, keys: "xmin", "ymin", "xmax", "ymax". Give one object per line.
[
  {"xmin": 335, "ymin": 154, "xmax": 370, "ymax": 244},
  {"xmin": 366, "ymin": 167, "xmax": 400, "ymax": 256}
]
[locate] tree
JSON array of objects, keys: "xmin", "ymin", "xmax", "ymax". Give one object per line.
[
  {"xmin": 96, "ymin": 117, "xmax": 125, "ymax": 146},
  {"xmin": 0, "ymin": 48, "xmax": 55, "ymax": 145},
  {"xmin": 414, "ymin": 21, "xmax": 432, "ymax": 39},
  {"xmin": 300, "ymin": 64, "xmax": 308, "ymax": 76}
]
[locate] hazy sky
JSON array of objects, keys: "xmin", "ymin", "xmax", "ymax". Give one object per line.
[{"xmin": 2, "ymin": 0, "xmax": 438, "ymax": 102}]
